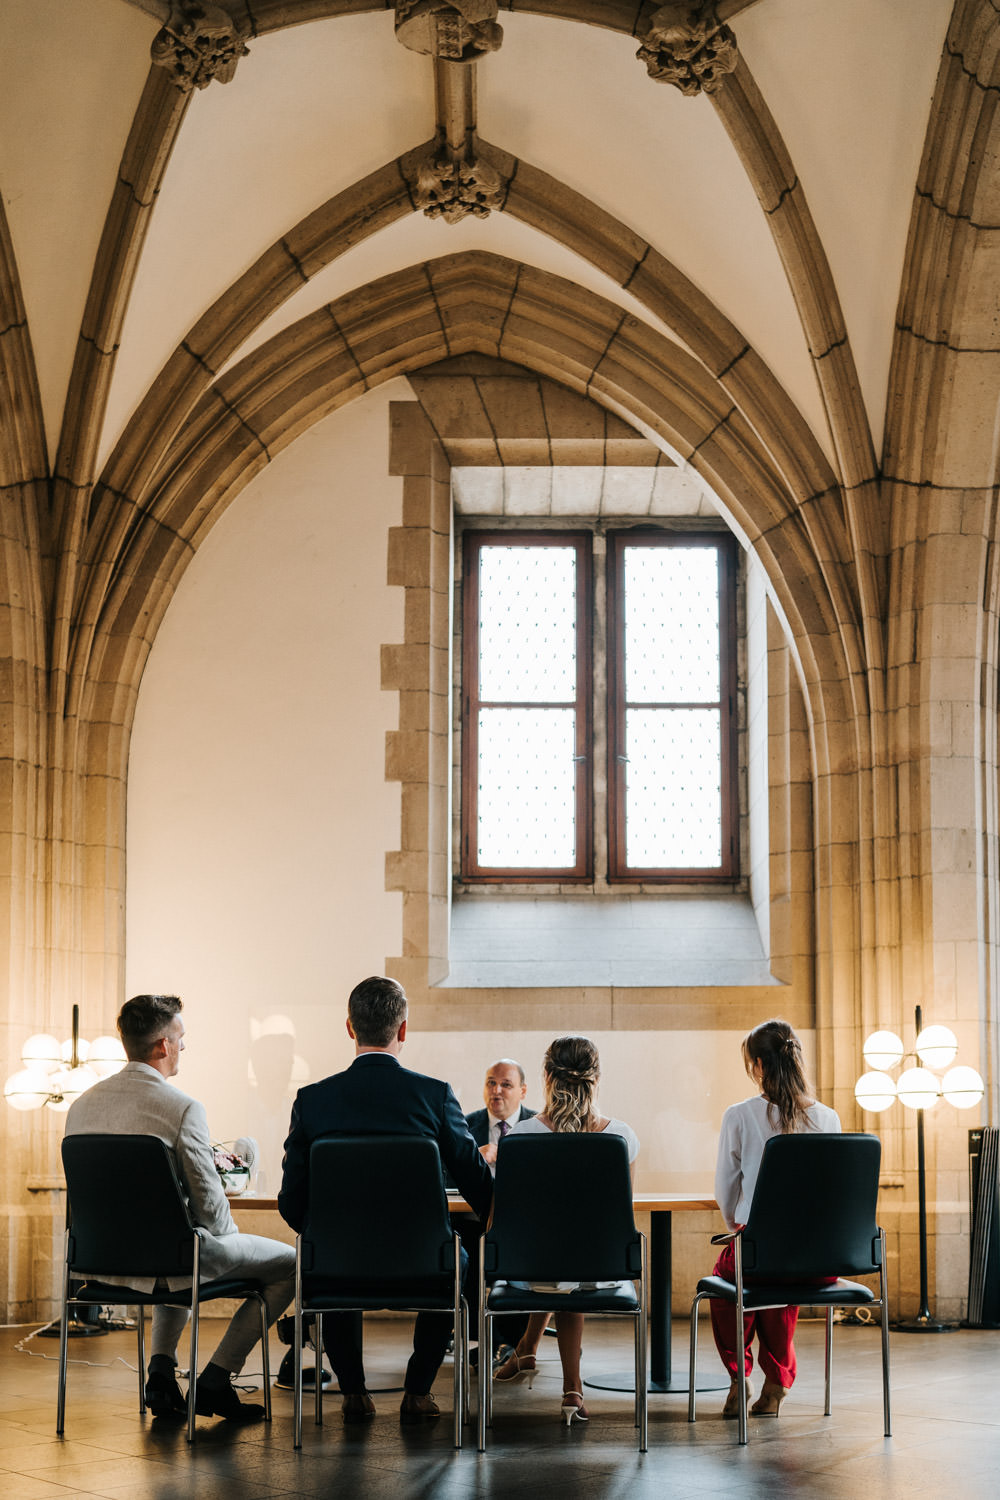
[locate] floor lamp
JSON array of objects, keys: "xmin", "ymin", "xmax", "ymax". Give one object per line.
[
  {"xmin": 4, "ymin": 1006, "xmax": 126, "ymax": 1336},
  {"xmin": 855, "ymin": 1005, "xmax": 985, "ymax": 1331}
]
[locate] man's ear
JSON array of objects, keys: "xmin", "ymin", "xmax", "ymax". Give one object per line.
[
  {"xmin": 397, "ymin": 1018, "xmax": 407, "ymax": 1044},
  {"xmin": 346, "ymin": 1016, "xmax": 356, "ymax": 1040}
]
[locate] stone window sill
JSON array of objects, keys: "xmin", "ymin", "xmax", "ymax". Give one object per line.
[{"xmin": 438, "ymin": 892, "xmax": 779, "ymax": 990}]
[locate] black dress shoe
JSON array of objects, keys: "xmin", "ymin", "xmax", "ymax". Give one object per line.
[
  {"xmin": 399, "ymin": 1392, "xmax": 440, "ymax": 1424},
  {"xmin": 273, "ymin": 1349, "xmax": 333, "ymax": 1391},
  {"xmin": 145, "ymin": 1370, "xmax": 187, "ymax": 1419},
  {"xmin": 194, "ymin": 1380, "xmax": 266, "ymax": 1424},
  {"xmin": 342, "ymin": 1392, "xmax": 376, "ymax": 1423}
]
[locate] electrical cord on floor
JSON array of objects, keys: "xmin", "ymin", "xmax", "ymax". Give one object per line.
[
  {"xmin": 13, "ymin": 1318, "xmax": 269, "ymax": 1392},
  {"xmin": 14, "ymin": 1323, "xmax": 143, "ymax": 1374}
]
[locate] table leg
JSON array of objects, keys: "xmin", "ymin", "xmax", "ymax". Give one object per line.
[
  {"xmin": 649, "ymin": 1209, "xmax": 671, "ymax": 1387},
  {"xmin": 585, "ymin": 1208, "xmax": 727, "ymax": 1395}
]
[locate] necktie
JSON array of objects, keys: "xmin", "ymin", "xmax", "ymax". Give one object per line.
[{"xmin": 498, "ymin": 1119, "xmax": 509, "ymax": 1139}]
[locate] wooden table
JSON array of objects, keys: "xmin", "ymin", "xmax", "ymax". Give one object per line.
[{"xmin": 233, "ymin": 1188, "xmax": 719, "ymax": 1394}]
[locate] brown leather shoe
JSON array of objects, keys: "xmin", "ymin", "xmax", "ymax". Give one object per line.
[
  {"xmin": 399, "ymin": 1392, "xmax": 441, "ymax": 1424},
  {"xmin": 342, "ymin": 1392, "xmax": 376, "ymax": 1424}
]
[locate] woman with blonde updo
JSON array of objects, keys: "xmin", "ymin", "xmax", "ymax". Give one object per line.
[
  {"xmin": 492, "ymin": 1036, "xmax": 639, "ymax": 1426},
  {"xmin": 712, "ymin": 1018, "xmax": 840, "ymax": 1419}
]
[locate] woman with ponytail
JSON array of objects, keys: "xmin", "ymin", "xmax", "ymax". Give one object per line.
[
  {"xmin": 712, "ymin": 1018, "xmax": 840, "ymax": 1418},
  {"xmin": 492, "ymin": 1036, "xmax": 639, "ymax": 1426}
]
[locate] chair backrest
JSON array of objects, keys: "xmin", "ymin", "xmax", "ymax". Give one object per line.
[
  {"xmin": 741, "ymin": 1132, "xmax": 883, "ymax": 1277},
  {"xmin": 484, "ymin": 1132, "xmax": 641, "ymax": 1283},
  {"xmin": 301, "ymin": 1135, "xmax": 455, "ymax": 1287},
  {"xmin": 61, "ymin": 1133, "xmax": 196, "ymax": 1278}
]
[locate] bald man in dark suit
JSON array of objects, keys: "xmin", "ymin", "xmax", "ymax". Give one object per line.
[{"xmin": 458, "ymin": 1058, "xmax": 536, "ymax": 1368}]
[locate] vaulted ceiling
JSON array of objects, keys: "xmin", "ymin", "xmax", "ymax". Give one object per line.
[{"xmin": 0, "ymin": 0, "xmax": 952, "ymax": 488}]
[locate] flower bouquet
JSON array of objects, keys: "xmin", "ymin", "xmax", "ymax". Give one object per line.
[{"xmin": 212, "ymin": 1139, "xmax": 256, "ymax": 1195}]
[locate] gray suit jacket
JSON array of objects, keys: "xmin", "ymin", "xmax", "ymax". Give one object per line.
[{"xmin": 64, "ymin": 1061, "xmax": 242, "ymax": 1290}]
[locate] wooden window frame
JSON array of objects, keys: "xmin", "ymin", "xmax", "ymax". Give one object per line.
[
  {"xmin": 460, "ymin": 530, "xmax": 593, "ymax": 883},
  {"xmin": 606, "ymin": 528, "xmax": 739, "ymax": 883}
]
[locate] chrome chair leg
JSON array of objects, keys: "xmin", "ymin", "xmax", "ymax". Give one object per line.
[
  {"xmin": 735, "ymin": 1238, "xmax": 747, "ymax": 1447},
  {"xmin": 477, "ymin": 1246, "xmax": 489, "ymax": 1452},
  {"xmin": 315, "ymin": 1312, "xmax": 323, "ymax": 1427},
  {"xmin": 879, "ymin": 1229, "xmax": 891, "ymax": 1437},
  {"xmin": 259, "ymin": 1294, "xmax": 272, "ymax": 1421},
  {"xmin": 136, "ymin": 1305, "xmax": 146, "ymax": 1414},
  {"xmin": 56, "ymin": 1249, "xmax": 71, "ymax": 1436},
  {"xmin": 824, "ymin": 1305, "xmax": 833, "ymax": 1415},
  {"xmin": 688, "ymin": 1292, "xmax": 702, "ymax": 1422},
  {"xmin": 462, "ymin": 1301, "xmax": 471, "ymax": 1426},
  {"xmin": 453, "ymin": 1238, "xmax": 463, "ymax": 1450},
  {"xmin": 186, "ymin": 1238, "xmax": 201, "ymax": 1445},
  {"xmin": 293, "ymin": 1241, "xmax": 304, "ymax": 1450}
]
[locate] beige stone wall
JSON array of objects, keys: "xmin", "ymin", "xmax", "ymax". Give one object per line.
[{"xmin": 2, "ymin": 4, "xmax": 999, "ymax": 1331}]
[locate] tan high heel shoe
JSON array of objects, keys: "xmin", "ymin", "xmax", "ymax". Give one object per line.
[
  {"xmin": 493, "ymin": 1352, "xmax": 537, "ymax": 1387},
  {"xmin": 750, "ymin": 1380, "xmax": 790, "ymax": 1416},
  {"xmin": 561, "ymin": 1391, "xmax": 589, "ymax": 1425},
  {"xmin": 722, "ymin": 1377, "xmax": 753, "ymax": 1418}
]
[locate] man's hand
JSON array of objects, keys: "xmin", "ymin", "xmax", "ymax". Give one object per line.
[{"xmin": 479, "ymin": 1143, "xmax": 498, "ymax": 1166}]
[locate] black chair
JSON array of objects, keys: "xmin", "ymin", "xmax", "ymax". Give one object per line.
[
  {"xmin": 293, "ymin": 1135, "xmax": 468, "ymax": 1449},
  {"xmin": 479, "ymin": 1132, "xmax": 647, "ymax": 1451},
  {"xmin": 58, "ymin": 1133, "xmax": 272, "ymax": 1443},
  {"xmin": 689, "ymin": 1131, "xmax": 891, "ymax": 1445}
]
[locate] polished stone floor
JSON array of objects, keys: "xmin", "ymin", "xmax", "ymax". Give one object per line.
[{"xmin": 1, "ymin": 1314, "xmax": 998, "ymax": 1499}]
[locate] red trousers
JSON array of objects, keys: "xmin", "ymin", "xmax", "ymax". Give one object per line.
[{"xmin": 708, "ymin": 1240, "xmax": 834, "ymax": 1388}]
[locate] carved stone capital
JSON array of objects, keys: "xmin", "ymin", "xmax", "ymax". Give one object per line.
[
  {"xmin": 406, "ymin": 137, "xmax": 508, "ymax": 223},
  {"xmin": 395, "ymin": 1, "xmax": 503, "ymax": 63},
  {"xmin": 637, "ymin": 1, "xmax": 737, "ymax": 96},
  {"xmin": 150, "ymin": 2, "xmax": 251, "ymax": 92}
]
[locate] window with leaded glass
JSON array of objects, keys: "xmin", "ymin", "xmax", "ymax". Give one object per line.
[
  {"xmin": 607, "ymin": 531, "xmax": 737, "ymax": 880},
  {"xmin": 460, "ymin": 527, "xmax": 737, "ymax": 883},
  {"xmin": 461, "ymin": 532, "xmax": 592, "ymax": 880}
]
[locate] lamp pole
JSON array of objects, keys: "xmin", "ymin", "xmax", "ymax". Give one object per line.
[{"xmin": 896, "ymin": 1005, "xmax": 953, "ymax": 1333}]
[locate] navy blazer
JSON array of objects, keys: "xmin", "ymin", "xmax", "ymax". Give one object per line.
[
  {"xmin": 278, "ymin": 1053, "xmax": 493, "ymax": 1230},
  {"xmin": 464, "ymin": 1104, "xmax": 537, "ymax": 1147}
]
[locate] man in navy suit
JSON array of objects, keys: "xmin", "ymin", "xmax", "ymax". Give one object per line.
[
  {"xmin": 464, "ymin": 1058, "xmax": 536, "ymax": 1157},
  {"xmin": 278, "ymin": 976, "xmax": 492, "ymax": 1425},
  {"xmin": 459, "ymin": 1059, "xmax": 536, "ymax": 1367}
]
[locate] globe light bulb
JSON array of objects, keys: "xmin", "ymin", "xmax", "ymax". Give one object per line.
[
  {"xmin": 20, "ymin": 1034, "xmax": 62, "ymax": 1074},
  {"xmin": 862, "ymin": 1031, "xmax": 904, "ymax": 1071},
  {"xmin": 87, "ymin": 1035, "xmax": 127, "ymax": 1078},
  {"xmin": 854, "ymin": 1071, "xmax": 898, "ymax": 1112},
  {"xmin": 896, "ymin": 1066, "xmax": 942, "ymax": 1110},
  {"xmin": 4, "ymin": 1069, "xmax": 53, "ymax": 1111},
  {"xmin": 60, "ymin": 1037, "xmax": 90, "ymax": 1064},
  {"xmin": 915, "ymin": 1025, "xmax": 958, "ymax": 1070},
  {"xmin": 941, "ymin": 1065, "xmax": 985, "ymax": 1110}
]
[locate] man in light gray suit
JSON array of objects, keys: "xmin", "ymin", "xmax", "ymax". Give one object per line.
[{"xmin": 64, "ymin": 994, "xmax": 295, "ymax": 1424}]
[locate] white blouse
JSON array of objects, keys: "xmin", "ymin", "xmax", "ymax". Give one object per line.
[
  {"xmin": 507, "ymin": 1112, "xmax": 640, "ymax": 1161},
  {"xmin": 714, "ymin": 1094, "xmax": 841, "ymax": 1229}
]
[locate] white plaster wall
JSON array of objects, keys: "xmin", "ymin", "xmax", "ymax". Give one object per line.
[
  {"xmin": 125, "ymin": 381, "xmax": 408, "ymax": 1189},
  {"xmin": 401, "ymin": 1027, "xmax": 818, "ymax": 1195}
]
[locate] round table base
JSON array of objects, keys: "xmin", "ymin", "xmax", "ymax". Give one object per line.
[{"xmin": 585, "ymin": 1369, "xmax": 728, "ymax": 1394}]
